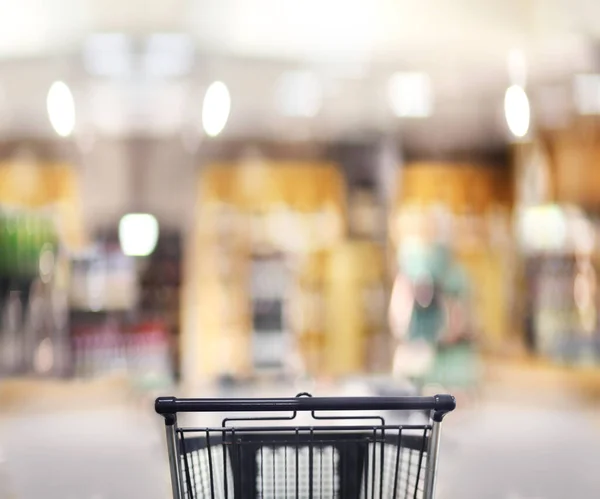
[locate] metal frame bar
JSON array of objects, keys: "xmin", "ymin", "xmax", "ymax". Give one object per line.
[
  {"xmin": 164, "ymin": 416, "xmax": 183, "ymax": 499},
  {"xmin": 423, "ymin": 419, "xmax": 443, "ymax": 499},
  {"xmin": 155, "ymin": 394, "xmax": 456, "ymax": 414}
]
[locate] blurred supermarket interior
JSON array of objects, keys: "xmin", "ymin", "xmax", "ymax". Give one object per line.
[{"xmin": 2, "ymin": 1, "xmax": 600, "ymax": 498}]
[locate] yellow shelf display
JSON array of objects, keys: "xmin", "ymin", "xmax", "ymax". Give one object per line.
[{"xmin": 183, "ymin": 160, "xmax": 362, "ymax": 381}]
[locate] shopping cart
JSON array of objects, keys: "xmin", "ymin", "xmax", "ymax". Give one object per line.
[{"xmin": 155, "ymin": 392, "xmax": 455, "ymax": 499}]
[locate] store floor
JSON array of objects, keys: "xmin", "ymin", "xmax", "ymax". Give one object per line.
[
  {"xmin": 1, "ymin": 373, "xmax": 600, "ymax": 499},
  {"xmin": 0, "ymin": 406, "xmax": 169, "ymax": 499}
]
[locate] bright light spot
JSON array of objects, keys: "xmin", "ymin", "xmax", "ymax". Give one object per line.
[
  {"xmin": 275, "ymin": 71, "xmax": 323, "ymax": 117},
  {"xmin": 519, "ymin": 205, "xmax": 566, "ymax": 252},
  {"xmin": 388, "ymin": 72, "xmax": 433, "ymax": 118},
  {"xmin": 573, "ymin": 73, "xmax": 600, "ymax": 115},
  {"xmin": 119, "ymin": 213, "xmax": 159, "ymax": 257},
  {"xmin": 202, "ymin": 81, "xmax": 231, "ymax": 137},
  {"xmin": 47, "ymin": 81, "xmax": 76, "ymax": 137},
  {"xmin": 504, "ymin": 85, "xmax": 530, "ymax": 138}
]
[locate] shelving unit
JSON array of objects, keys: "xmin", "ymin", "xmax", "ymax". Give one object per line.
[
  {"xmin": 184, "ymin": 159, "xmax": 392, "ymax": 381},
  {"xmin": 0, "ymin": 207, "xmax": 68, "ymax": 378},
  {"xmin": 138, "ymin": 231, "xmax": 183, "ymax": 380},
  {"xmin": 67, "ymin": 232, "xmax": 182, "ymax": 387}
]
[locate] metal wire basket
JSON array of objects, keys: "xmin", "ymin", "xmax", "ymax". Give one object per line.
[{"xmin": 155, "ymin": 393, "xmax": 455, "ymax": 499}]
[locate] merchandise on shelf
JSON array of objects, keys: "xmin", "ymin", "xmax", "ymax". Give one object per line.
[
  {"xmin": 71, "ymin": 313, "xmax": 173, "ymax": 388},
  {"xmin": 127, "ymin": 320, "xmax": 173, "ymax": 390},
  {"xmin": 72, "ymin": 317, "xmax": 127, "ymax": 378},
  {"xmin": 69, "ymin": 247, "xmax": 138, "ymax": 312},
  {"xmin": 0, "ymin": 207, "xmax": 67, "ymax": 377},
  {"xmin": 67, "ymin": 232, "xmax": 183, "ymax": 383},
  {"xmin": 249, "ymin": 254, "xmax": 290, "ymax": 371},
  {"xmin": 518, "ymin": 205, "xmax": 600, "ymax": 366}
]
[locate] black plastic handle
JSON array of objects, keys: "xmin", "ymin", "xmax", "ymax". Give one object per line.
[{"xmin": 155, "ymin": 394, "xmax": 455, "ymax": 421}]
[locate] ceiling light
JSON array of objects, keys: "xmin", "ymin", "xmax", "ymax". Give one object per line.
[
  {"xmin": 47, "ymin": 81, "xmax": 76, "ymax": 137},
  {"xmin": 202, "ymin": 81, "xmax": 231, "ymax": 137},
  {"xmin": 504, "ymin": 84, "xmax": 530, "ymax": 138},
  {"xmin": 119, "ymin": 213, "xmax": 159, "ymax": 257},
  {"xmin": 388, "ymin": 72, "xmax": 433, "ymax": 118}
]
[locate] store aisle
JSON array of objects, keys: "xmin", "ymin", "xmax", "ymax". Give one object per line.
[{"xmin": 1, "ymin": 396, "xmax": 599, "ymax": 498}]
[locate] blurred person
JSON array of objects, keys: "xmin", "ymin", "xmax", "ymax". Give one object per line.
[{"xmin": 389, "ymin": 240, "xmax": 478, "ymax": 399}]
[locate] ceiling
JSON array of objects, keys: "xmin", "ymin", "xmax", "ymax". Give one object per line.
[
  {"xmin": 0, "ymin": 0, "xmax": 599, "ymax": 153},
  {"xmin": 2, "ymin": 0, "xmax": 599, "ymax": 60}
]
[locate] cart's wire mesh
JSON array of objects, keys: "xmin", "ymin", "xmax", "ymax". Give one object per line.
[
  {"xmin": 177, "ymin": 426, "xmax": 430, "ymax": 499},
  {"xmin": 256, "ymin": 445, "xmax": 339, "ymax": 497}
]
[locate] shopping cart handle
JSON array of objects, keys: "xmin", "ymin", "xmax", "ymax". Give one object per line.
[{"xmin": 155, "ymin": 394, "xmax": 455, "ymax": 421}]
